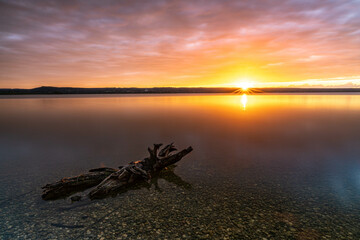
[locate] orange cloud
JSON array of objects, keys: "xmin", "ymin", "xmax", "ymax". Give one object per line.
[{"xmin": 0, "ymin": 0, "xmax": 359, "ymax": 88}]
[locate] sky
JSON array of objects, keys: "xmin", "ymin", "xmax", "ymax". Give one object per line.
[{"xmin": 0, "ymin": 0, "xmax": 359, "ymax": 88}]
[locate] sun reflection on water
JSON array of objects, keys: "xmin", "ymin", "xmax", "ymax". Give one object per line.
[{"xmin": 241, "ymin": 94, "xmax": 247, "ymax": 110}]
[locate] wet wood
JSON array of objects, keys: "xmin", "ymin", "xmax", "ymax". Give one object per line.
[
  {"xmin": 41, "ymin": 143, "xmax": 193, "ymax": 200},
  {"xmin": 42, "ymin": 167, "xmax": 117, "ymax": 200}
]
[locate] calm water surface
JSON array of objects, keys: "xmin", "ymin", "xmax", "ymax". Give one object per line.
[{"xmin": 1, "ymin": 93, "xmax": 360, "ymax": 239}]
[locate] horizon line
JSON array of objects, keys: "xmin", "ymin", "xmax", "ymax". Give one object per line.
[{"xmin": 2, "ymin": 86, "xmax": 360, "ymax": 90}]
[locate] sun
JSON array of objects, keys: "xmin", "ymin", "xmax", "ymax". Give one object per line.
[{"xmin": 235, "ymin": 79, "xmax": 255, "ymax": 90}]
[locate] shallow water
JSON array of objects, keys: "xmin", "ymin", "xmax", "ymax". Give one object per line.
[{"xmin": 1, "ymin": 93, "xmax": 360, "ymax": 239}]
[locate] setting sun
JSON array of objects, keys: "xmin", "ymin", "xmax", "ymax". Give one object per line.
[{"xmin": 235, "ymin": 80, "xmax": 255, "ymax": 90}]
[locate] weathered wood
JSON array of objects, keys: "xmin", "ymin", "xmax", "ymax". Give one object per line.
[
  {"xmin": 42, "ymin": 167, "xmax": 117, "ymax": 200},
  {"xmin": 89, "ymin": 144, "xmax": 193, "ymax": 199},
  {"xmin": 41, "ymin": 144, "xmax": 193, "ymax": 200}
]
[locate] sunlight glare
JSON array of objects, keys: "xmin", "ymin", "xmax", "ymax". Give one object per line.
[
  {"xmin": 235, "ymin": 79, "xmax": 254, "ymax": 91},
  {"xmin": 241, "ymin": 94, "xmax": 247, "ymax": 110}
]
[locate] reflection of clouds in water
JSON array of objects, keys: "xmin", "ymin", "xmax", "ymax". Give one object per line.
[
  {"xmin": 0, "ymin": 94, "xmax": 360, "ymax": 203},
  {"xmin": 1, "ymin": 94, "xmax": 360, "ymax": 240}
]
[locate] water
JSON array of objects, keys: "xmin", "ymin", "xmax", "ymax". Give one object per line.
[{"xmin": 1, "ymin": 93, "xmax": 360, "ymax": 239}]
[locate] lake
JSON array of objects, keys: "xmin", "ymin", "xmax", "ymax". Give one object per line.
[{"xmin": 1, "ymin": 93, "xmax": 360, "ymax": 239}]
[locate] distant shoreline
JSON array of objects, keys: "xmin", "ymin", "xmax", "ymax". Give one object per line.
[{"xmin": 1, "ymin": 86, "xmax": 360, "ymax": 95}]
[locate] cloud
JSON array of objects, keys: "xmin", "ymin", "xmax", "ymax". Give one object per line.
[
  {"xmin": 262, "ymin": 62, "xmax": 284, "ymax": 68},
  {"xmin": 0, "ymin": 0, "xmax": 359, "ymax": 87},
  {"xmin": 258, "ymin": 76, "xmax": 360, "ymax": 88},
  {"xmin": 297, "ymin": 55, "xmax": 325, "ymax": 62}
]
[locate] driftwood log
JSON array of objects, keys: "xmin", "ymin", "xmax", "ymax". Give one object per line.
[{"xmin": 42, "ymin": 143, "xmax": 193, "ymax": 200}]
